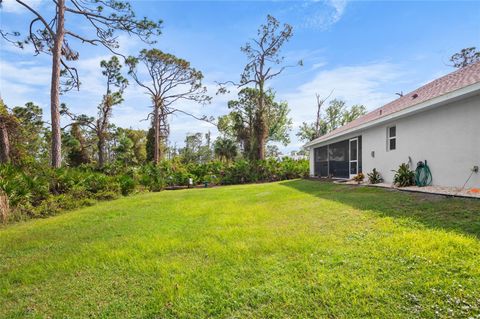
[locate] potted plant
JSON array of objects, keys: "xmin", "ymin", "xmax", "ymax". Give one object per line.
[
  {"xmin": 392, "ymin": 163, "xmax": 415, "ymax": 187},
  {"xmin": 367, "ymin": 168, "xmax": 383, "ymax": 184},
  {"xmin": 353, "ymin": 172, "xmax": 365, "ymax": 184}
]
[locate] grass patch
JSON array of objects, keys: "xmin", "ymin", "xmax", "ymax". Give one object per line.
[{"xmin": 1, "ymin": 179, "xmax": 479, "ymax": 318}]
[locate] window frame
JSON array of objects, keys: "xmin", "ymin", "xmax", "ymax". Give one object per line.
[
  {"xmin": 387, "ymin": 125, "xmax": 396, "ymax": 151},
  {"xmin": 349, "ymin": 137, "xmax": 359, "ymax": 178}
]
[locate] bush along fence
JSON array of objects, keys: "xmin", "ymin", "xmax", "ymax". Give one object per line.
[{"xmin": 0, "ymin": 158, "xmax": 309, "ymax": 223}]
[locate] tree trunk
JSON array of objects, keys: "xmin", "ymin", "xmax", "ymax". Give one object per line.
[
  {"xmin": 50, "ymin": 0, "xmax": 66, "ymax": 168},
  {"xmin": 315, "ymin": 95, "xmax": 321, "ymax": 137},
  {"xmin": 256, "ymin": 84, "xmax": 266, "ymax": 160},
  {"xmin": 256, "ymin": 123, "xmax": 267, "ymax": 160},
  {"xmin": 0, "ymin": 191, "xmax": 9, "ymax": 224},
  {"xmin": 0, "ymin": 120, "xmax": 10, "ymax": 164},
  {"xmin": 153, "ymin": 99, "xmax": 160, "ymax": 165},
  {"xmin": 97, "ymin": 133, "xmax": 105, "ymax": 168},
  {"xmin": 158, "ymin": 106, "xmax": 166, "ymax": 161}
]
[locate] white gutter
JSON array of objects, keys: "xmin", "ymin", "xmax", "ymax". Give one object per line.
[{"xmin": 304, "ymin": 82, "xmax": 480, "ymax": 149}]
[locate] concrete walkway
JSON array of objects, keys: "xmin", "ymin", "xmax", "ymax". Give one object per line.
[{"xmin": 368, "ymin": 183, "xmax": 480, "ymax": 199}]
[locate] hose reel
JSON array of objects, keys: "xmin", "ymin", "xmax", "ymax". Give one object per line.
[{"xmin": 415, "ymin": 160, "xmax": 432, "ymax": 187}]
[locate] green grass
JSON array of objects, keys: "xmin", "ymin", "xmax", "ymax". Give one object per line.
[{"xmin": 1, "ymin": 180, "xmax": 480, "ymax": 318}]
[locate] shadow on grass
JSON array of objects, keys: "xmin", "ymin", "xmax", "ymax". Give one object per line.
[{"xmin": 280, "ymin": 179, "xmax": 480, "ymax": 239}]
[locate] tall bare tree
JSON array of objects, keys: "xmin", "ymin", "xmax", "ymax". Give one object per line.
[
  {"xmin": 297, "ymin": 98, "xmax": 366, "ymax": 143},
  {"xmin": 296, "ymin": 93, "xmax": 330, "ymax": 143},
  {"xmin": 314, "ymin": 92, "xmax": 328, "ymax": 138},
  {"xmin": 1, "ymin": 0, "xmax": 161, "ymax": 167},
  {"xmin": 126, "ymin": 49, "xmax": 210, "ymax": 164},
  {"xmin": 219, "ymin": 15, "xmax": 299, "ymax": 159}
]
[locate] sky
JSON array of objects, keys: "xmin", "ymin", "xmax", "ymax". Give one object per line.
[{"xmin": 1, "ymin": 0, "xmax": 479, "ymax": 153}]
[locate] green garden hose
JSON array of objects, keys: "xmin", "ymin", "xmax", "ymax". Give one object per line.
[{"xmin": 415, "ymin": 160, "xmax": 432, "ymax": 187}]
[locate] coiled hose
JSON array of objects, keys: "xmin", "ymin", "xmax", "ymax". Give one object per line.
[{"xmin": 415, "ymin": 160, "xmax": 432, "ymax": 187}]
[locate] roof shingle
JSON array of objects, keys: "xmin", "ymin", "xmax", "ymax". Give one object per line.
[{"xmin": 308, "ymin": 61, "xmax": 480, "ymax": 145}]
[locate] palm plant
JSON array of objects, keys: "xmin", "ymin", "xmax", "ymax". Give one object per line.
[
  {"xmin": 392, "ymin": 163, "xmax": 415, "ymax": 187},
  {"xmin": 214, "ymin": 138, "xmax": 238, "ymax": 162}
]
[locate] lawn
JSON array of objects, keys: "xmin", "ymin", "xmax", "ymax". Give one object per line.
[{"xmin": 1, "ymin": 180, "xmax": 480, "ymax": 318}]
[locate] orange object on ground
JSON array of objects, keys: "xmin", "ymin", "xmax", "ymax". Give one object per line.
[{"xmin": 468, "ymin": 188, "xmax": 480, "ymax": 193}]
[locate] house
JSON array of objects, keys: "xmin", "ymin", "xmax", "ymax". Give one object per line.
[{"xmin": 305, "ymin": 62, "xmax": 480, "ymax": 188}]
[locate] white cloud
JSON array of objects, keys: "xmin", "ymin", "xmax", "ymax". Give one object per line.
[
  {"xmin": 326, "ymin": 0, "xmax": 347, "ymax": 23},
  {"xmin": 0, "ymin": 0, "xmax": 42, "ymax": 14},
  {"xmin": 0, "ymin": 59, "xmax": 51, "ymax": 108},
  {"xmin": 297, "ymin": 0, "xmax": 348, "ymax": 29},
  {"xmin": 284, "ymin": 62, "xmax": 404, "ymax": 112},
  {"xmin": 312, "ymin": 61, "xmax": 327, "ymax": 70},
  {"xmin": 0, "ymin": 41, "xmax": 36, "ymax": 55},
  {"xmin": 279, "ymin": 62, "xmax": 410, "ymax": 151},
  {"xmin": 0, "ymin": 60, "xmax": 50, "ymax": 86},
  {"xmin": 0, "ymin": 55, "xmax": 412, "ymax": 153}
]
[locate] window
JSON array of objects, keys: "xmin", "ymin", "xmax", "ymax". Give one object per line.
[
  {"xmin": 315, "ymin": 146, "xmax": 328, "ymax": 162},
  {"xmin": 387, "ymin": 126, "xmax": 396, "ymax": 151}
]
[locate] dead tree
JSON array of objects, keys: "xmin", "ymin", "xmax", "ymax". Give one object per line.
[
  {"xmin": 218, "ymin": 15, "xmax": 299, "ymax": 159},
  {"xmin": 313, "ymin": 90, "xmax": 334, "ymax": 139}
]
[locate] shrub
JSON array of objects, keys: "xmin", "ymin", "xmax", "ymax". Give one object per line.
[
  {"xmin": 84, "ymin": 173, "xmax": 108, "ymax": 193},
  {"xmin": 99, "ymin": 162, "xmax": 128, "ymax": 176},
  {"xmin": 30, "ymin": 194, "xmax": 96, "ymax": 218},
  {"xmin": 69, "ymin": 185, "xmax": 89, "ymax": 199},
  {"xmin": 0, "ymin": 164, "xmax": 49, "ymax": 207},
  {"xmin": 94, "ymin": 191, "xmax": 119, "ymax": 201},
  {"xmin": 162, "ymin": 159, "xmax": 192, "ymax": 186},
  {"xmin": 2, "ymin": 158, "xmax": 309, "ymax": 223},
  {"xmin": 367, "ymin": 168, "xmax": 383, "ymax": 184},
  {"xmin": 221, "ymin": 160, "xmax": 249, "ymax": 184},
  {"xmin": 48, "ymin": 168, "xmax": 83, "ymax": 194},
  {"xmin": 1, "ymin": 164, "xmax": 125, "ymax": 221},
  {"xmin": 392, "ymin": 163, "xmax": 415, "ymax": 187},
  {"xmin": 139, "ymin": 164, "xmax": 166, "ymax": 191},
  {"xmin": 118, "ymin": 175, "xmax": 136, "ymax": 195}
]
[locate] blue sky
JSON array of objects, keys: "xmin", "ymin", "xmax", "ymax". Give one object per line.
[{"xmin": 1, "ymin": 0, "xmax": 479, "ymax": 152}]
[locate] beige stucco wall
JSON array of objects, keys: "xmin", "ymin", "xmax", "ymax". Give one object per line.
[
  {"xmin": 309, "ymin": 93, "xmax": 480, "ymax": 188},
  {"xmin": 362, "ymin": 94, "xmax": 480, "ymax": 187}
]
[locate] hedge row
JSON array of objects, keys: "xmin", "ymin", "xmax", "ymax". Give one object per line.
[{"xmin": 0, "ymin": 158, "xmax": 308, "ymax": 222}]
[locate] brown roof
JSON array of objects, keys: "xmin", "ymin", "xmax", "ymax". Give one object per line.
[{"xmin": 308, "ymin": 61, "xmax": 480, "ymax": 145}]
